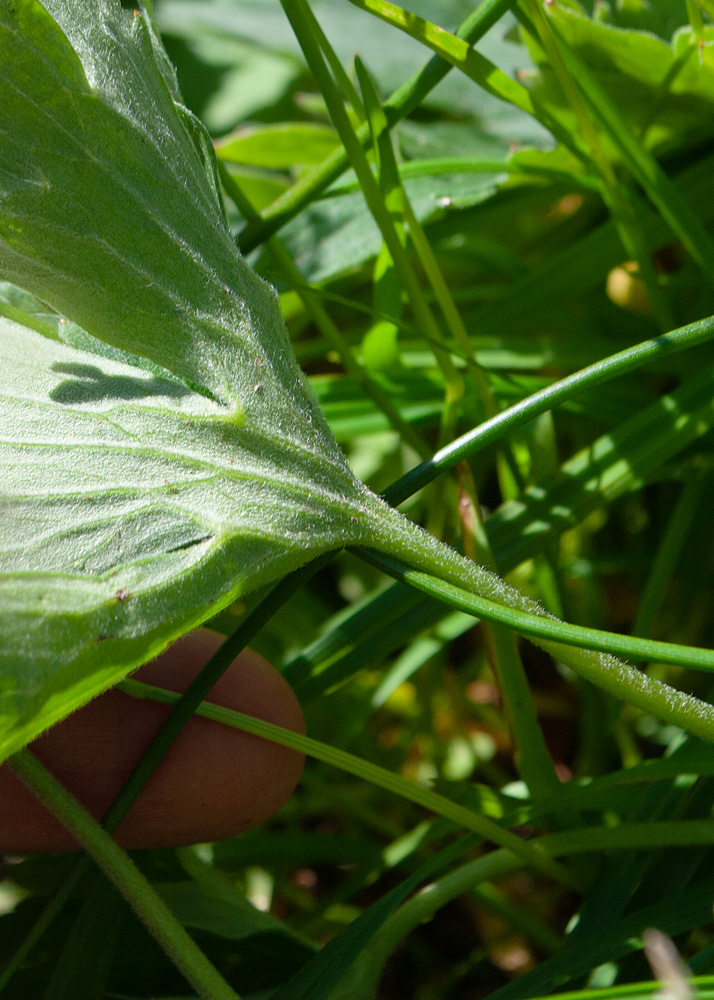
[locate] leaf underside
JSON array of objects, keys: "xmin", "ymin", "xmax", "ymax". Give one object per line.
[
  {"xmin": 3, "ymin": 0, "xmax": 707, "ymax": 765},
  {"xmin": 0, "ymin": 0, "xmax": 384, "ymax": 760}
]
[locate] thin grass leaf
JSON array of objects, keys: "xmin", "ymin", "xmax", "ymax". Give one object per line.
[
  {"xmin": 530, "ymin": 3, "xmax": 714, "ymax": 285},
  {"xmin": 237, "ymin": 0, "xmax": 518, "ymax": 251}
]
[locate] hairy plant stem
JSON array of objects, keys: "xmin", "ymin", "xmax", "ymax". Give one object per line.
[
  {"xmin": 0, "ymin": 558, "xmax": 332, "ymax": 995},
  {"xmin": 353, "ymin": 511, "xmax": 714, "ymax": 741},
  {"xmin": 457, "ymin": 465, "xmax": 560, "ymax": 798},
  {"xmin": 8, "ymin": 750, "xmax": 240, "ymax": 1000}
]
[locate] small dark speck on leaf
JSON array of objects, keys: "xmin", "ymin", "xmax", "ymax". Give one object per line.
[{"xmin": 115, "ymin": 589, "xmax": 130, "ymax": 602}]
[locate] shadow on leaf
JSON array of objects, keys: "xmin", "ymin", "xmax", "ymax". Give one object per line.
[{"xmin": 49, "ymin": 362, "xmax": 191, "ymax": 405}]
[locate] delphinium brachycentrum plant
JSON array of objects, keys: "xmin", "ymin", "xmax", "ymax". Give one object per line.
[{"xmin": 4, "ymin": 0, "xmax": 714, "ymax": 997}]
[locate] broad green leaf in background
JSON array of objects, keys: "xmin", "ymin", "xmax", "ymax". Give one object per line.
[
  {"xmin": 264, "ymin": 170, "xmax": 506, "ymax": 285},
  {"xmin": 0, "ymin": 0, "xmax": 389, "ymax": 760},
  {"xmin": 155, "ymin": 0, "xmax": 551, "ymax": 142},
  {"xmin": 524, "ymin": 1, "xmax": 714, "ymax": 158},
  {"xmin": 216, "ymin": 122, "xmax": 341, "ymax": 170}
]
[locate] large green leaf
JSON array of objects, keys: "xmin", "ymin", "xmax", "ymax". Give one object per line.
[
  {"xmin": 524, "ymin": 1, "xmax": 714, "ymax": 158},
  {"xmin": 0, "ymin": 0, "xmax": 384, "ymax": 760}
]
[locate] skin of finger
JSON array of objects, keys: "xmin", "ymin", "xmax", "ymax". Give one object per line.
[{"xmin": 0, "ymin": 630, "xmax": 305, "ymax": 851}]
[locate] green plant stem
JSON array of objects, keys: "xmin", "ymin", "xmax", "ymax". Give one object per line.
[
  {"xmin": 8, "ymin": 751, "xmax": 240, "ymax": 1000},
  {"xmin": 120, "ymin": 679, "xmax": 714, "ymax": 861},
  {"xmin": 344, "ymin": 0, "xmax": 532, "ymax": 110},
  {"xmin": 341, "ymin": 0, "xmax": 581, "ymax": 155},
  {"xmin": 119, "ymin": 678, "xmax": 578, "ymax": 889},
  {"xmin": 402, "ymin": 198, "xmax": 494, "ymax": 411},
  {"xmin": 301, "ymin": 0, "xmax": 365, "ymax": 119},
  {"xmin": 632, "ymin": 475, "xmax": 706, "ymax": 639},
  {"xmin": 0, "ymin": 301, "xmax": 60, "ymax": 340},
  {"xmin": 280, "ymin": 0, "xmax": 465, "ymax": 445},
  {"xmin": 520, "ymin": 0, "xmax": 671, "ymax": 330},
  {"xmin": 458, "ymin": 467, "xmax": 559, "ymax": 798},
  {"xmin": 687, "ymin": 0, "xmax": 705, "ymax": 38},
  {"xmin": 401, "ymin": 190, "xmax": 528, "ymax": 492},
  {"xmin": 237, "ymin": 0, "xmax": 515, "ymax": 252},
  {"xmin": 352, "ymin": 543, "xmax": 714, "ymax": 741},
  {"xmin": 383, "ymin": 313, "xmax": 714, "ymax": 506},
  {"xmin": 354, "ymin": 54, "xmax": 469, "ymax": 466},
  {"xmin": 331, "ymin": 850, "xmax": 521, "ymax": 1000},
  {"xmin": 0, "ymin": 557, "xmax": 332, "ymax": 996},
  {"xmin": 355, "ymin": 543, "xmax": 714, "ymax": 671},
  {"xmin": 488, "ymin": 623, "xmax": 561, "ymax": 794}
]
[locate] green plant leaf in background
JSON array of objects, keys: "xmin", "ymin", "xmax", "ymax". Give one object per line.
[
  {"xmin": 0, "ymin": 0, "xmax": 387, "ymax": 761},
  {"xmin": 524, "ymin": 2, "xmax": 714, "ymax": 159}
]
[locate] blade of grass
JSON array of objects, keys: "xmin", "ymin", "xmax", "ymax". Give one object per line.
[
  {"xmin": 458, "ymin": 465, "xmax": 560, "ymax": 797},
  {"xmin": 522, "ymin": 3, "xmax": 714, "ymax": 286},
  {"xmin": 0, "ymin": 556, "xmax": 334, "ymax": 995},
  {"xmin": 301, "ymin": 0, "xmax": 365, "ymax": 120},
  {"xmin": 344, "ymin": 0, "xmax": 537, "ymax": 117},
  {"xmin": 383, "ymin": 313, "xmax": 714, "ymax": 506},
  {"xmin": 632, "ymin": 474, "xmax": 706, "ymax": 639},
  {"xmin": 282, "ymin": 580, "xmax": 421, "ymax": 688},
  {"xmin": 354, "ymin": 546, "xmax": 714, "ymax": 673},
  {"xmin": 118, "ymin": 678, "xmax": 578, "ymax": 889},
  {"xmin": 529, "ymin": 979, "xmax": 714, "ymax": 1000},
  {"xmin": 41, "ymin": 876, "xmax": 123, "ymax": 1000},
  {"xmin": 218, "ymin": 161, "xmax": 431, "ymax": 457},
  {"xmin": 277, "ymin": 0, "xmax": 467, "ymax": 444},
  {"xmin": 8, "ymin": 750, "xmax": 241, "ymax": 1000},
  {"xmin": 237, "ymin": 0, "xmax": 517, "ymax": 252},
  {"xmin": 327, "ymin": 154, "xmax": 599, "ymax": 192},
  {"xmin": 294, "ymin": 593, "xmax": 446, "ymax": 703},
  {"xmin": 354, "ymin": 55, "xmax": 498, "ymax": 417},
  {"xmin": 0, "ymin": 300, "xmax": 60, "ymax": 340}
]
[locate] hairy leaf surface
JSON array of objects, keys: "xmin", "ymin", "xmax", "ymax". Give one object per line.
[{"xmin": 0, "ymin": 0, "xmax": 384, "ymax": 759}]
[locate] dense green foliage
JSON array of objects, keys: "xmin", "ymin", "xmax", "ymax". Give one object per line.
[{"xmin": 3, "ymin": 0, "xmax": 714, "ymax": 997}]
